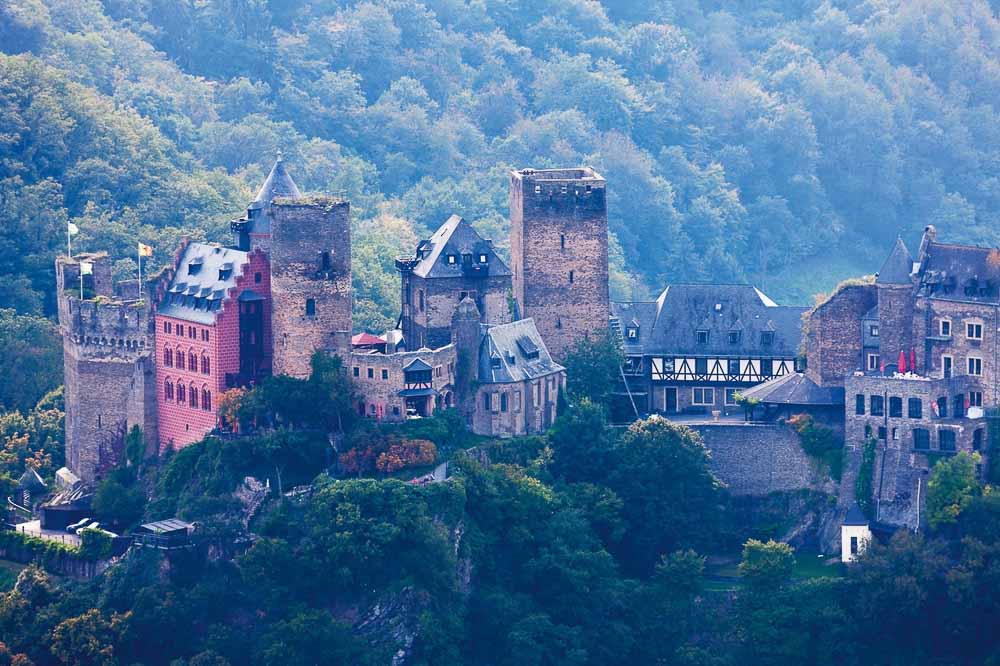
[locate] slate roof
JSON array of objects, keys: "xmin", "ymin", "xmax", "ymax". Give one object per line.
[
  {"xmin": 917, "ymin": 240, "xmax": 1000, "ymax": 303},
  {"xmin": 740, "ymin": 372, "xmax": 845, "ymax": 406},
  {"xmin": 158, "ymin": 243, "xmax": 249, "ymax": 324},
  {"xmin": 478, "ymin": 318, "xmax": 564, "ymax": 384},
  {"xmin": 876, "ymin": 237, "xmax": 914, "ymax": 285},
  {"xmin": 843, "ymin": 504, "xmax": 869, "ymax": 526},
  {"xmin": 408, "ymin": 215, "xmax": 511, "ymax": 279},
  {"xmin": 611, "ymin": 284, "xmax": 806, "ymax": 357},
  {"xmin": 250, "ymin": 156, "xmax": 301, "ymax": 211}
]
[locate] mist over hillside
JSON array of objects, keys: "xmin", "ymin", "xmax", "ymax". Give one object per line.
[{"xmin": 4, "ymin": 0, "xmax": 1000, "ymax": 330}]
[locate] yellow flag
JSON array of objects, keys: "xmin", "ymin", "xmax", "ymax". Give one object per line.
[{"xmin": 138, "ymin": 243, "xmax": 153, "ymax": 257}]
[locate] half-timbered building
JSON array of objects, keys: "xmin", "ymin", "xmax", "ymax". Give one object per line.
[{"xmin": 611, "ymin": 284, "xmax": 806, "ymax": 417}]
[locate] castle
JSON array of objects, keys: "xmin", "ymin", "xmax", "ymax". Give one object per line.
[
  {"xmin": 57, "ymin": 162, "xmax": 604, "ymax": 482},
  {"xmin": 744, "ymin": 225, "xmax": 1000, "ymax": 530}
]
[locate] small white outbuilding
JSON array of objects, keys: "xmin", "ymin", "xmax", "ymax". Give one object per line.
[{"xmin": 841, "ymin": 503, "xmax": 871, "ymax": 563}]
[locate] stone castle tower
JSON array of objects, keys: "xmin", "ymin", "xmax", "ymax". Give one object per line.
[
  {"xmin": 56, "ymin": 253, "xmax": 157, "ymax": 482},
  {"xmin": 269, "ymin": 195, "xmax": 353, "ymax": 378},
  {"xmin": 509, "ymin": 167, "xmax": 610, "ymax": 360}
]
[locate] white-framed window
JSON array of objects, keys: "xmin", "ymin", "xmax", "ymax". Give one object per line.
[
  {"xmin": 970, "ymin": 391, "xmax": 983, "ymax": 407},
  {"xmin": 869, "ymin": 324, "xmax": 879, "ymax": 337},
  {"xmin": 626, "ymin": 326, "xmax": 638, "ymax": 339},
  {"xmin": 479, "ymin": 254, "xmax": 488, "ymax": 263},
  {"xmin": 940, "ymin": 319, "xmax": 951, "ymax": 337},
  {"xmin": 943, "ymin": 355, "xmax": 954, "ymax": 378},
  {"xmin": 867, "ymin": 353, "xmax": 880, "ymax": 371},
  {"xmin": 968, "ymin": 356, "xmax": 983, "ymax": 376},
  {"xmin": 692, "ymin": 387, "xmax": 715, "ymax": 406},
  {"xmin": 447, "ymin": 254, "xmax": 456, "ymax": 265},
  {"xmin": 724, "ymin": 388, "xmax": 739, "ymax": 406},
  {"xmin": 967, "ymin": 321, "xmax": 984, "ymax": 340}
]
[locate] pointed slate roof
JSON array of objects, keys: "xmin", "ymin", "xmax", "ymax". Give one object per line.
[
  {"xmin": 408, "ymin": 215, "xmax": 511, "ymax": 279},
  {"xmin": 876, "ymin": 237, "xmax": 913, "ymax": 285},
  {"xmin": 250, "ymin": 155, "xmax": 301, "ymax": 210},
  {"xmin": 740, "ymin": 372, "xmax": 845, "ymax": 406}
]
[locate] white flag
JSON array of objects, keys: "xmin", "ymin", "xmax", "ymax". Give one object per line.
[
  {"xmin": 80, "ymin": 261, "xmax": 93, "ymax": 276},
  {"xmin": 67, "ymin": 222, "xmax": 79, "ymax": 236}
]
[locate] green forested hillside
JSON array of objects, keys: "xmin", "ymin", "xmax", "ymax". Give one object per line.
[{"xmin": 4, "ymin": 0, "xmax": 1000, "ymax": 333}]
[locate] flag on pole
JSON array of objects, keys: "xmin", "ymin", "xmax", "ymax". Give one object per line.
[
  {"xmin": 138, "ymin": 242, "xmax": 153, "ymax": 257},
  {"xmin": 67, "ymin": 222, "xmax": 80, "ymax": 236},
  {"xmin": 80, "ymin": 261, "xmax": 93, "ymax": 276}
]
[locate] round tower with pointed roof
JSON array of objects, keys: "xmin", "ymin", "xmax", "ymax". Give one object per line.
[{"xmin": 231, "ymin": 155, "xmax": 303, "ymax": 253}]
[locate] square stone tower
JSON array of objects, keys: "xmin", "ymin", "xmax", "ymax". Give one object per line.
[
  {"xmin": 269, "ymin": 196, "xmax": 352, "ymax": 378},
  {"xmin": 56, "ymin": 253, "xmax": 156, "ymax": 482},
  {"xmin": 510, "ymin": 167, "xmax": 609, "ymax": 360}
]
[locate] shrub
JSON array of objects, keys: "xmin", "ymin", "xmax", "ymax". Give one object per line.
[
  {"xmin": 375, "ymin": 439, "xmax": 437, "ymax": 474},
  {"xmin": 788, "ymin": 413, "xmax": 843, "ymax": 481}
]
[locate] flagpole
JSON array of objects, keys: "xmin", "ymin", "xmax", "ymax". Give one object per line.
[
  {"xmin": 67, "ymin": 225, "xmax": 71, "ymax": 258},
  {"xmin": 138, "ymin": 244, "xmax": 142, "ymax": 301},
  {"xmin": 80, "ymin": 268, "xmax": 84, "ymax": 299}
]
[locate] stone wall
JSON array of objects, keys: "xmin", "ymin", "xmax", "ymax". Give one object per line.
[
  {"xmin": 57, "ymin": 254, "xmax": 155, "ymax": 482},
  {"xmin": 877, "ymin": 283, "xmax": 916, "ymax": 366},
  {"xmin": 845, "ymin": 372, "xmax": 988, "ymax": 529},
  {"xmin": 270, "ymin": 197, "xmax": 352, "ymax": 378},
  {"xmin": 804, "ymin": 284, "xmax": 877, "ymax": 387},
  {"xmin": 350, "ymin": 346, "xmax": 456, "ymax": 421},
  {"xmin": 402, "ymin": 273, "xmax": 511, "ymax": 350},
  {"xmin": 472, "ymin": 373, "xmax": 565, "ymax": 437},
  {"xmin": 691, "ymin": 423, "xmax": 830, "ymax": 496},
  {"xmin": 510, "ymin": 168, "xmax": 609, "ymax": 361}
]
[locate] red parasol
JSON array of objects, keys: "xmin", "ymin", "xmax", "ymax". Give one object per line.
[{"xmin": 898, "ymin": 350, "xmax": 907, "ymax": 373}]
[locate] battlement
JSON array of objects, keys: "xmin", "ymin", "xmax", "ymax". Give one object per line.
[
  {"xmin": 56, "ymin": 254, "xmax": 152, "ymax": 359},
  {"xmin": 511, "ymin": 167, "xmax": 604, "ymax": 183},
  {"xmin": 272, "ymin": 194, "xmax": 349, "ymax": 208}
]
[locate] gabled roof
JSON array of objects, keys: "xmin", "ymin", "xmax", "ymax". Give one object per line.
[
  {"xmin": 610, "ymin": 284, "xmax": 806, "ymax": 357},
  {"xmin": 408, "ymin": 215, "xmax": 511, "ymax": 279},
  {"xmin": 352, "ymin": 332, "xmax": 385, "ymax": 346},
  {"xmin": 478, "ymin": 318, "xmax": 564, "ymax": 384},
  {"xmin": 740, "ymin": 372, "xmax": 845, "ymax": 406},
  {"xmin": 403, "ymin": 358, "xmax": 433, "ymax": 372},
  {"xmin": 158, "ymin": 243, "xmax": 249, "ymax": 324},
  {"xmin": 876, "ymin": 237, "xmax": 914, "ymax": 285},
  {"xmin": 250, "ymin": 155, "xmax": 301, "ymax": 210}
]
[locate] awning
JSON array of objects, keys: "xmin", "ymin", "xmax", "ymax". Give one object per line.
[{"xmin": 399, "ymin": 388, "xmax": 439, "ymax": 398}]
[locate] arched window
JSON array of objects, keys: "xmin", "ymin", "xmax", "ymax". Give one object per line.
[
  {"xmin": 202, "ymin": 388, "xmax": 211, "ymax": 411},
  {"xmin": 189, "ymin": 384, "xmax": 198, "ymax": 409},
  {"xmin": 202, "ymin": 354, "xmax": 210, "ymax": 375},
  {"xmin": 176, "ymin": 348, "xmax": 185, "ymax": 370},
  {"xmin": 164, "ymin": 348, "xmax": 173, "ymax": 367},
  {"xmin": 164, "ymin": 379, "xmax": 174, "ymax": 400},
  {"xmin": 189, "ymin": 350, "xmax": 197, "ymax": 370},
  {"xmin": 177, "ymin": 383, "xmax": 186, "ymax": 404}
]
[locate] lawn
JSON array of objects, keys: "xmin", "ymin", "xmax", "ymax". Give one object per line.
[{"xmin": 703, "ymin": 553, "xmax": 843, "ymax": 592}]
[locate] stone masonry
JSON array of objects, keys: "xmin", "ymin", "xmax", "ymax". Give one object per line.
[
  {"xmin": 56, "ymin": 253, "xmax": 156, "ymax": 482},
  {"xmin": 270, "ymin": 196, "xmax": 353, "ymax": 378},
  {"xmin": 510, "ymin": 168, "xmax": 610, "ymax": 361}
]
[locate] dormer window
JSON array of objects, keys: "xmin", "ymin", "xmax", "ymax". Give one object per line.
[
  {"xmin": 490, "ymin": 354, "xmax": 502, "ymax": 369},
  {"xmin": 219, "ymin": 268, "xmax": 231, "ymax": 281},
  {"xmin": 626, "ymin": 326, "xmax": 639, "ymax": 340},
  {"xmin": 479, "ymin": 254, "xmax": 488, "ymax": 264},
  {"xmin": 761, "ymin": 331, "xmax": 775, "ymax": 346},
  {"xmin": 697, "ymin": 330, "xmax": 709, "ymax": 344},
  {"xmin": 462, "ymin": 253, "xmax": 472, "ymax": 265},
  {"xmin": 187, "ymin": 260, "xmax": 202, "ymax": 275},
  {"xmin": 869, "ymin": 325, "xmax": 879, "ymax": 337},
  {"xmin": 728, "ymin": 331, "xmax": 741, "ymax": 344},
  {"xmin": 447, "ymin": 254, "xmax": 457, "ymax": 265}
]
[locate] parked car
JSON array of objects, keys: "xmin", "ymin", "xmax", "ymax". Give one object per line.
[
  {"xmin": 66, "ymin": 517, "xmax": 91, "ymax": 533},
  {"xmin": 74, "ymin": 521, "xmax": 100, "ymax": 534}
]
